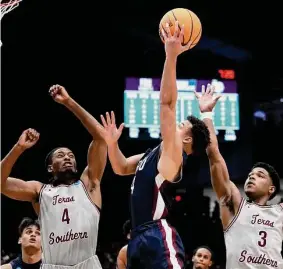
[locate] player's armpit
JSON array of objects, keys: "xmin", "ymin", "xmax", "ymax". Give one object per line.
[
  {"xmin": 229, "ymin": 181, "xmax": 242, "ymax": 212},
  {"xmin": 219, "ymin": 180, "xmax": 242, "ymax": 229},
  {"xmin": 158, "ymin": 139, "xmax": 183, "ymax": 182},
  {"xmin": 124, "ymin": 154, "xmax": 144, "ymax": 175},
  {"xmin": 1, "ymin": 177, "xmax": 41, "ymax": 202}
]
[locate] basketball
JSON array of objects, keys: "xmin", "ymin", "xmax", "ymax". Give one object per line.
[{"xmin": 159, "ymin": 8, "xmax": 202, "ymax": 49}]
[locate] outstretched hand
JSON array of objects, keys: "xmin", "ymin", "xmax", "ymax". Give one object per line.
[
  {"xmin": 100, "ymin": 111, "xmax": 124, "ymax": 146},
  {"xmin": 194, "ymin": 84, "xmax": 221, "ymax": 113},
  {"xmin": 161, "ymin": 21, "xmax": 192, "ymax": 58}
]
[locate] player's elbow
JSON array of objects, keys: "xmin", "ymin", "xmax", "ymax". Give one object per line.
[
  {"xmin": 114, "ymin": 169, "xmax": 127, "ymax": 176},
  {"xmin": 113, "ymin": 166, "xmax": 129, "ymax": 176},
  {"xmin": 207, "ymin": 146, "xmax": 223, "ymax": 162},
  {"xmin": 160, "ymin": 100, "xmax": 176, "ymax": 109}
]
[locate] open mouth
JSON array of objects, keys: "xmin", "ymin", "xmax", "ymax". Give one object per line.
[
  {"xmin": 63, "ymin": 162, "xmax": 73, "ymax": 168},
  {"xmin": 29, "ymin": 238, "xmax": 36, "ymax": 243}
]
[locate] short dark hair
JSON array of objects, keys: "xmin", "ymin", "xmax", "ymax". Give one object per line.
[
  {"xmin": 187, "ymin": 115, "xmax": 211, "ymax": 154},
  {"xmin": 193, "ymin": 245, "xmax": 214, "ymax": 261},
  {"xmin": 123, "ymin": 220, "xmax": 131, "ymax": 236},
  {"xmin": 252, "ymin": 162, "xmax": 280, "ymax": 200},
  {"xmin": 18, "ymin": 218, "xmax": 40, "ymax": 236}
]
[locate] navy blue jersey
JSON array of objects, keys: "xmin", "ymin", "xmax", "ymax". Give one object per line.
[
  {"xmin": 10, "ymin": 256, "xmax": 41, "ymax": 269},
  {"xmin": 130, "ymin": 144, "xmax": 187, "ymax": 228}
]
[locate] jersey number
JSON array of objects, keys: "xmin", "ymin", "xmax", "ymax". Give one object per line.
[
  {"xmin": 62, "ymin": 208, "xmax": 70, "ymax": 224},
  {"xmin": 131, "ymin": 157, "xmax": 148, "ymax": 194},
  {"xmin": 258, "ymin": 230, "xmax": 267, "ymax": 247}
]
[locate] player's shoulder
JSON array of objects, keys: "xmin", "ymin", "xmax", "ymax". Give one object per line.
[
  {"xmin": 1, "ymin": 264, "xmax": 12, "ymax": 269},
  {"xmin": 145, "ymin": 144, "xmax": 161, "ymax": 157},
  {"xmin": 118, "ymin": 245, "xmax": 128, "ymax": 257},
  {"xmin": 28, "ymin": 180, "xmax": 43, "ymax": 190},
  {"xmin": 5, "ymin": 256, "xmax": 22, "ymax": 269}
]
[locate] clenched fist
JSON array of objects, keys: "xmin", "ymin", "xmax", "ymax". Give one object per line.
[
  {"xmin": 49, "ymin": 84, "xmax": 71, "ymax": 105},
  {"xmin": 17, "ymin": 129, "xmax": 40, "ymax": 150}
]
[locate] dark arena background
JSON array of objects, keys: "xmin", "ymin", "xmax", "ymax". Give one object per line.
[{"xmin": 1, "ymin": 0, "xmax": 283, "ymax": 268}]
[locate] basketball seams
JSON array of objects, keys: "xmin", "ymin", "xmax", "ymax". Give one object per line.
[
  {"xmin": 191, "ymin": 27, "xmax": 202, "ymax": 47},
  {"xmin": 171, "ymin": 10, "xmax": 184, "ymax": 45},
  {"xmin": 159, "ymin": 8, "xmax": 202, "ymax": 49},
  {"xmin": 185, "ymin": 9, "xmax": 194, "ymax": 46}
]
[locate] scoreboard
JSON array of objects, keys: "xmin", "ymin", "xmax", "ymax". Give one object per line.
[{"xmin": 124, "ymin": 77, "xmax": 239, "ymax": 140}]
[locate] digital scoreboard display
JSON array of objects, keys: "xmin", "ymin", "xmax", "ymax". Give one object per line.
[{"xmin": 124, "ymin": 77, "xmax": 239, "ymax": 141}]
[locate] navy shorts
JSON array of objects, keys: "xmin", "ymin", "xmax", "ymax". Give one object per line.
[{"xmin": 127, "ymin": 219, "xmax": 185, "ymax": 269}]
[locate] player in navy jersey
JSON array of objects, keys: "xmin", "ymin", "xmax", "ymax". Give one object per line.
[
  {"xmin": 1, "ymin": 218, "xmax": 42, "ymax": 269},
  {"xmin": 100, "ymin": 22, "xmax": 210, "ymax": 269}
]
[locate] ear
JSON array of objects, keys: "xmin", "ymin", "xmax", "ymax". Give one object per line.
[
  {"xmin": 47, "ymin": 165, "xmax": 53, "ymax": 173},
  {"xmin": 208, "ymin": 260, "xmax": 213, "ymax": 267},
  {"xmin": 192, "ymin": 255, "xmax": 195, "ymax": 263},
  {"xmin": 183, "ymin": 136, "xmax": 192, "ymax": 144},
  {"xmin": 269, "ymin": 185, "xmax": 275, "ymax": 197},
  {"xmin": 18, "ymin": 237, "xmax": 22, "ymax": 244}
]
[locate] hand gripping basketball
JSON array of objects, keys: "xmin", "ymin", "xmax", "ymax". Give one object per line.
[{"xmin": 161, "ymin": 21, "xmax": 192, "ymax": 58}]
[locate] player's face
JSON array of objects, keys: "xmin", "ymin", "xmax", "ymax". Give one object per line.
[
  {"xmin": 177, "ymin": 120, "xmax": 193, "ymax": 144},
  {"xmin": 244, "ymin": 167, "xmax": 274, "ymax": 200},
  {"xmin": 192, "ymin": 248, "xmax": 212, "ymax": 269},
  {"xmin": 19, "ymin": 225, "xmax": 41, "ymax": 251},
  {"xmin": 51, "ymin": 147, "xmax": 77, "ymax": 173}
]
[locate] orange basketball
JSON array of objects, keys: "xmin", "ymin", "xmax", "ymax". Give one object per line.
[{"xmin": 159, "ymin": 8, "xmax": 202, "ymax": 49}]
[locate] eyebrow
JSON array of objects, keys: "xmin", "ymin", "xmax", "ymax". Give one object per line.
[
  {"xmin": 258, "ymin": 170, "xmax": 268, "ymax": 176},
  {"xmin": 56, "ymin": 151, "xmax": 73, "ymax": 155}
]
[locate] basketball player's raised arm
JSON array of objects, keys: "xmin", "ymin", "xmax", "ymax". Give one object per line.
[
  {"xmin": 157, "ymin": 22, "xmax": 190, "ymax": 181},
  {"xmin": 100, "ymin": 111, "xmax": 144, "ymax": 175},
  {"xmin": 49, "ymin": 85, "xmax": 106, "ymax": 140},
  {"xmin": 1, "ymin": 129, "xmax": 42, "ymax": 202},
  {"xmin": 195, "ymin": 85, "xmax": 242, "ymax": 210},
  {"xmin": 81, "ymin": 140, "xmax": 107, "ymax": 185}
]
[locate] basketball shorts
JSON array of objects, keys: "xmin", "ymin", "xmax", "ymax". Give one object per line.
[
  {"xmin": 40, "ymin": 255, "xmax": 102, "ymax": 269},
  {"xmin": 127, "ymin": 219, "xmax": 185, "ymax": 269}
]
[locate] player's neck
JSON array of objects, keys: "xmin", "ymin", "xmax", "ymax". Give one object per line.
[
  {"xmin": 21, "ymin": 249, "xmax": 41, "ymax": 264},
  {"xmin": 250, "ymin": 196, "xmax": 269, "ymax": 206},
  {"xmin": 183, "ymin": 146, "xmax": 192, "ymax": 155},
  {"xmin": 52, "ymin": 171, "xmax": 78, "ymax": 186}
]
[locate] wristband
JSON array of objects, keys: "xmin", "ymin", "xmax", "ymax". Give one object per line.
[{"xmin": 200, "ymin": 112, "xmax": 213, "ymax": 120}]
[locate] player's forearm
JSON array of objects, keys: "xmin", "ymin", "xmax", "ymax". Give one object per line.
[
  {"xmin": 203, "ymin": 118, "xmax": 231, "ymax": 196},
  {"xmin": 108, "ymin": 143, "xmax": 128, "ymax": 175},
  {"xmin": 160, "ymin": 56, "xmax": 178, "ymax": 106},
  {"xmin": 1, "ymin": 144, "xmax": 25, "ymax": 186},
  {"xmin": 64, "ymin": 98, "xmax": 104, "ymax": 139},
  {"xmin": 203, "ymin": 118, "xmax": 220, "ymax": 161}
]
